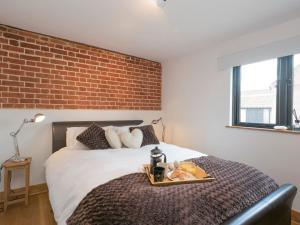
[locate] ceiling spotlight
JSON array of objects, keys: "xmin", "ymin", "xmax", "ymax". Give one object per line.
[{"xmin": 156, "ymin": 0, "xmax": 167, "ymax": 7}]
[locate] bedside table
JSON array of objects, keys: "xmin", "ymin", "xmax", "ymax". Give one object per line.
[{"xmin": 1, "ymin": 157, "xmax": 32, "ymax": 212}]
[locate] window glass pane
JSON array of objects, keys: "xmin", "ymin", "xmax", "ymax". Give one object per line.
[
  {"xmin": 241, "ymin": 108, "xmax": 271, "ymax": 123},
  {"xmin": 240, "ymin": 59, "xmax": 277, "ymax": 124},
  {"xmin": 293, "ymin": 54, "xmax": 300, "ymax": 124}
]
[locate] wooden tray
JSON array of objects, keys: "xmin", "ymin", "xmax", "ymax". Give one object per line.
[{"xmin": 144, "ymin": 163, "xmax": 215, "ymax": 186}]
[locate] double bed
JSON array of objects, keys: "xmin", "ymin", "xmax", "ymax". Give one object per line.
[{"xmin": 46, "ymin": 120, "xmax": 297, "ymax": 225}]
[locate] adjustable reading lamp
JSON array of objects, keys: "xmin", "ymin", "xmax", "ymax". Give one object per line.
[
  {"xmin": 151, "ymin": 117, "xmax": 166, "ymax": 142},
  {"xmin": 9, "ymin": 113, "xmax": 45, "ymax": 162}
]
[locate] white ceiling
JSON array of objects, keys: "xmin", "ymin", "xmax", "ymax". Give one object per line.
[{"xmin": 0, "ymin": 0, "xmax": 300, "ymax": 62}]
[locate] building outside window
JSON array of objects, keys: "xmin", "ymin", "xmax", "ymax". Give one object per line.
[{"xmin": 241, "ymin": 108, "xmax": 272, "ymax": 124}]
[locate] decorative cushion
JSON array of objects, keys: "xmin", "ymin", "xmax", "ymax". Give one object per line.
[
  {"xmin": 105, "ymin": 128, "xmax": 122, "ymax": 149},
  {"xmin": 76, "ymin": 123, "xmax": 110, "ymax": 150},
  {"xmin": 120, "ymin": 129, "xmax": 143, "ymax": 149},
  {"xmin": 129, "ymin": 125, "xmax": 159, "ymax": 147}
]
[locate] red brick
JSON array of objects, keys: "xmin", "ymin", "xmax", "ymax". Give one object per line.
[
  {"xmin": 20, "ymin": 98, "xmax": 40, "ymax": 103},
  {"xmin": 8, "ymin": 52, "xmax": 20, "ymax": 58},
  {"xmin": 2, "ymin": 103, "xmax": 23, "ymax": 108},
  {"xmin": 8, "ymin": 75, "xmax": 19, "ymax": 81},
  {"xmin": 21, "ymin": 66, "xmax": 40, "ymax": 72},
  {"xmin": 0, "ymin": 24, "xmax": 161, "ymax": 110},
  {"xmin": 50, "ymin": 48, "xmax": 67, "ymax": 55},
  {"xmin": 26, "ymin": 61, "xmax": 36, "ymax": 66},
  {"xmin": 25, "ymin": 49, "xmax": 35, "ymax": 55},
  {"xmin": 76, "ymin": 53, "xmax": 90, "ymax": 60},
  {"xmin": 2, "ymin": 45, "xmax": 24, "ymax": 53},
  {"xmin": 9, "ymin": 64, "xmax": 20, "ymax": 70},
  {"xmin": 9, "ymin": 40, "xmax": 19, "ymax": 46},
  {"xmin": 35, "ymin": 51, "xmax": 53, "ymax": 58},
  {"xmin": 0, "ymin": 62, "xmax": 8, "ymax": 68},
  {"xmin": 36, "ymin": 62, "xmax": 55, "ymax": 69},
  {"xmin": 20, "ymin": 42, "xmax": 40, "ymax": 50},
  {"xmin": 3, "ymin": 33, "xmax": 25, "ymax": 41},
  {"xmin": 20, "ymin": 55, "xmax": 41, "ymax": 61},
  {"xmin": 20, "ymin": 77, "xmax": 40, "ymax": 82},
  {"xmin": 50, "ymin": 59, "xmax": 67, "ymax": 65},
  {"xmin": 0, "ymin": 50, "xmax": 8, "ymax": 56},
  {"xmin": 41, "ymin": 46, "xmax": 50, "ymax": 51},
  {"xmin": 0, "ymin": 74, "xmax": 8, "ymax": 80},
  {"xmin": 2, "ymin": 80, "xmax": 23, "ymax": 87},
  {"xmin": 3, "ymin": 57, "xmax": 25, "ymax": 64},
  {"xmin": 20, "ymin": 87, "xmax": 41, "ymax": 93},
  {"xmin": 2, "ymin": 69, "xmax": 25, "ymax": 75},
  {"xmin": 2, "ymin": 92, "xmax": 24, "ymax": 98}
]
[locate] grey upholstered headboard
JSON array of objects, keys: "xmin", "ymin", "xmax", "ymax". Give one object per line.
[{"xmin": 52, "ymin": 120, "xmax": 143, "ymax": 153}]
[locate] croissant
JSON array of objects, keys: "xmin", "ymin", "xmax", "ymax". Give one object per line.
[{"xmin": 170, "ymin": 169, "xmax": 191, "ymax": 180}]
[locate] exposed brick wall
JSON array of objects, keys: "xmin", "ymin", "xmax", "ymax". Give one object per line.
[{"xmin": 0, "ymin": 25, "xmax": 161, "ymax": 110}]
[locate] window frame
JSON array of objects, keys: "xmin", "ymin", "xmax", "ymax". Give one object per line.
[{"xmin": 232, "ymin": 55, "xmax": 293, "ymax": 129}]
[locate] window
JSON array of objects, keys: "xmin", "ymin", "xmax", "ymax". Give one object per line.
[
  {"xmin": 293, "ymin": 54, "xmax": 300, "ymax": 124},
  {"xmin": 232, "ymin": 55, "xmax": 294, "ymax": 128},
  {"xmin": 239, "ymin": 59, "xmax": 277, "ymax": 124}
]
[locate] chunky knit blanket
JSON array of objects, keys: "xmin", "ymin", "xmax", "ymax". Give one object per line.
[{"xmin": 67, "ymin": 156, "xmax": 278, "ymax": 225}]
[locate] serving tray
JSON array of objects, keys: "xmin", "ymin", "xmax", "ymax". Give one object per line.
[{"xmin": 144, "ymin": 163, "xmax": 215, "ymax": 186}]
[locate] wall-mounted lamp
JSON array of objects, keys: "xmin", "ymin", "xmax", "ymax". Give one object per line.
[
  {"xmin": 9, "ymin": 113, "xmax": 45, "ymax": 162},
  {"xmin": 151, "ymin": 117, "xmax": 166, "ymax": 142}
]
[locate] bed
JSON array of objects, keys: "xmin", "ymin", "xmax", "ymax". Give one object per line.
[{"xmin": 46, "ymin": 120, "xmax": 297, "ymax": 225}]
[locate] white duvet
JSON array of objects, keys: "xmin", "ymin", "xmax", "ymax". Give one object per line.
[{"xmin": 45, "ymin": 143, "xmax": 207, "ymax": 225}]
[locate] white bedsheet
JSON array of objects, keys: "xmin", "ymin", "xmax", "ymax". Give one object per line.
[{"xmin": 45, "ymin": 143, "xmax": 206, "ymax": 225}]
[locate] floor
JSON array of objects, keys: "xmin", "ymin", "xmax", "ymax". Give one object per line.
[
  {"xmin": 0, "ymin": 192, "xmax": 298, "ymax": 225},
  {"xmin": 0, "ymin": 192, "xmax": 56, "ymax": 225}
]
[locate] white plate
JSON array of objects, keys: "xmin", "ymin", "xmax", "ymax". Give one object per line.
[{"xmin": 167, "ymin": 171, "xmax": 196, "ymax": 181}]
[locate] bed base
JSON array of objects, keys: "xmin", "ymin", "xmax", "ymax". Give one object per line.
[{"xmin": 223, "ymin": 183, "xmax": 297, "ymax": 225}]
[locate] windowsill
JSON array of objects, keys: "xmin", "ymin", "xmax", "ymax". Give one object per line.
[{"xmin": 225, "ymin": 125, "xmax": 300, "ymax": 135}]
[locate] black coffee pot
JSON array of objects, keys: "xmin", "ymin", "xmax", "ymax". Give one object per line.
[{"xmin": 150, "ymin": 147, "xmax": 167, "ymax": 174}]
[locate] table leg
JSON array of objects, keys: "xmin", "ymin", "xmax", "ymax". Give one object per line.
[
  {"xmin": 24, "ymin": 165, "xmax": 30, "ymax": 206},
  {"xmin": 3, "ymin": 169, "xmax": 11, "ymax": 212}
]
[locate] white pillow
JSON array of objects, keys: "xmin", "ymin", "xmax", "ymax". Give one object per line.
[
  {"xmin": 66, "ymin": 127, "xmax": 88, "ymax": 148},
  {"xmin": 105, "ymin": 128, "xmax": 122, "ymax": 149},
  {"xmin": 114, "ymin": 126, "xmax": 130, "ymax": 134},
  {"xmin": 114, "ymin": 124, "xmax": 143, "ymax": 135},
  {"xmin": 120, "ymin": 129, "xmax": 143, "ymax": 149}
]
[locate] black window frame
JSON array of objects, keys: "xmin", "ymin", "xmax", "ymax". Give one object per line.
[{"xmin": 232, "ymin": 55, "xmax": 294, "ymax": 129}]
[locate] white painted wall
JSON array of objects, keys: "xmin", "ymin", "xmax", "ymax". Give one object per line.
[
  {"xmin": 0, "ymin": 109, "xmax": 162, "ymax": 190},
  {"xmin": 162, "ymin": 17, "xmax": 300, "ymax": 210}
]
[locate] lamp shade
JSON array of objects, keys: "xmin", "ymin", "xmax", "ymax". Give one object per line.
[{"xmin": 33, "ymin": 113, "xmax": 45, "ymax": 123}]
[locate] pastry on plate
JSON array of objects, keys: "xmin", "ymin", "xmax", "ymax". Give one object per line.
[
  {"xmin": 170, "ymin": 169, "xmax": 194, "ymax": 180},
  {"xmin": 179, "ymin": 162, "xmax": 207, "ymax": 178}
]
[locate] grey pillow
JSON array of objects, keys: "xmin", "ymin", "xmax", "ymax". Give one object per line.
[
  {"xmin": 76, "ymin": 123, "xmax": 110, "ymax": 150},
  {"xmin": 129, "ymin": 125, "xmax": 159, "ymax": 147}
]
